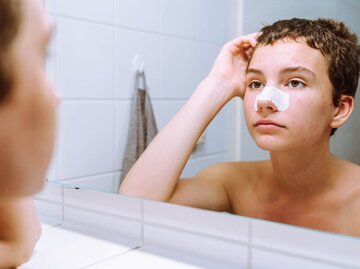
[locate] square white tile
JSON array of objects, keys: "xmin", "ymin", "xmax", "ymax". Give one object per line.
[
  {"xmin": 194, "ymin": 42, "xmax": 220, "ymax": 83},
  {"xmin": 154, "ymin": 100, "xmax": 185, "ymax": 129},
  {"xmin": 57, "ymin": 18, "xmax": 114, "ymax": 99},
  {"xmin": 116, "ymin": 0, "xmax": 161, "ymax": 32},
  {"xmin": 191, "ymin": 105, "xmax": 230, "ymax": 157},
  {"xmin": 57, "ymin": 101, "xmax": 115, "ymax": 179},
  {"xmin": 196, "ymin": 0, "xmax": 231, "ymax": 44},
  {"xmin": 56, "ymin": 0, "xmax": 114, "ymax": 24},
  {"xmin": 161, "ymin": 37, "xmax": 196, "ymax": 99},
  {"xmin": 161, "ymin": 0, "xmax": 196, "ymax": 39}
]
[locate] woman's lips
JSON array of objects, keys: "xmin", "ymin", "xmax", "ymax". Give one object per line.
[{"xmin": 254, "ymin": 119, "xmax": 285, "ymax": 129}]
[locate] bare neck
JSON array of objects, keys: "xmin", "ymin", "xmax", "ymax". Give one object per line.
[{"xmin": 268, "ymin": 140, "xmax": 340, "ymax": 200}]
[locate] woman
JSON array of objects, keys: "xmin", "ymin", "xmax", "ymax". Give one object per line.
[
  {"xmin": 0, "ymin": 0, "xmax": 57, "ymax": 267},
  {"xmin": 120, "ymin": 18, "xmax": 360, "ymax": 236}
]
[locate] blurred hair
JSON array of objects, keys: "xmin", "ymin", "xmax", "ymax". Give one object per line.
[
  {"xmin": 0, "ymin": 0, "xmax": 22, "ymax": 102},
  {"xmin": 257, "ymin": 18, "xmax": 360, "ymax": 135}
]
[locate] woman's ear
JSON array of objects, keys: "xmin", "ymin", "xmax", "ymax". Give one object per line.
[{"xmin": 330, "ymin": 95, "xmax": 354, "ymax": 129}]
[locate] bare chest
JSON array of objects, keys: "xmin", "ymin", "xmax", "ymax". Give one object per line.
[{"xmin": 228, "ymin": 190, "xmax": 360, "ymax": 236}]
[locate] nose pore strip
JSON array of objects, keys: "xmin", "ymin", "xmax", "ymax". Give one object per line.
[{"xmin": 254, "ymin": 86, "xmax": 289, "ymax": 112}]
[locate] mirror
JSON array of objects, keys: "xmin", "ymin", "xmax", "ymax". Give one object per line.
[{"xmin": 45, "ymin": 0, "xmax": 360, "ymax": 237}]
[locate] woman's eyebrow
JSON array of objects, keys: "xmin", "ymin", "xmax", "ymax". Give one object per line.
[
  {"xmin": 280, "ymin": 66, "xmax": 316, "ymax": 79},
  {"xmin": 246, "ymin": 68, "xmax": 263, "ymax": 76}
]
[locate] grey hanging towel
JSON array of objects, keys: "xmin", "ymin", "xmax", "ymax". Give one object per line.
[{"xmin": 118, "ymin": 72, "xmax": 158, "ymax": 191}]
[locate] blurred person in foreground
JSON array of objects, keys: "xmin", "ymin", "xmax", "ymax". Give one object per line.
[{"xmin": 0, "ymin": 0, "xmax": 57, "ymax": 267}]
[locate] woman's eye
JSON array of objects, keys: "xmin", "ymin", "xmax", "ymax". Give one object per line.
[
  {"xmin": 287, "ymin": 80, "xmax": 305, "ymax": 88},
  {"xmin": 249, "ymin": 81, "xmax": 264, "ymax": 89}
]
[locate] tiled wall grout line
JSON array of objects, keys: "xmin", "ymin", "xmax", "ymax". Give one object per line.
[
  {"xmin": 55, "ymin": 14, "xmax": 211, "ymax": 43},
  {"xmin": 58, "ymin": 171, "xmax": 116, "ymax": 182},
  {"xmin": 80, "ymin": 246, "xmax": 141, "ymax": 269},
  {"xmin": 142, "ymin": 220, "xmax": 250, "ymax": 247},
  {"xmin": 53, "ymin": 14, "xmax": 223, "ymax": 46},
  {"xmin": 62, "ymin": 204, "xmax": 143, "ymax": 224}
]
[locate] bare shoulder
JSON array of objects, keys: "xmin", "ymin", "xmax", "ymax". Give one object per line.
[
  {"xmin": 170, "ymin": 160, "xmax": 270, "ymax": 212},
  {"xmin": 194, "ymin": 160, "xmax": 271, "ymax": 188},
  {"xmin": 340, "ymin": 160, "xmax": 360, "ymax": 225}
]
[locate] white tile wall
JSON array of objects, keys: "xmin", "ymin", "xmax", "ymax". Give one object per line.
[
  {"xmin": 47, "ymin": 0, "xmax": 232, "ymax": 190},
  {"xmin": 63, "ymin": 187, "xmax": 142, "ymax": 245},
  {"xmin": 161, "ymin": 37, "xmax": 196, "ymax": 99},
  {"xmin": 195, "ymin": 42, "xmax": 221, "ymax": 84},
  {"xmin": 196, "ymin": 0, "xmax": 231, "ymax": 44},
  {"xmin": 143, "ymin": 224, "xmax": 249, "ymax": 269},
  {"xmin": 154, "ymin": 100, "xmax": 185, "ymax": 129},
  {"xmin": 161, "ymin": 0, "xmax": 196, "ymax": 39},
  {"xmin": 252, "ymin": 248, "xmax": 348, "ymax": 269},
  {"xmin": 56, "ymin": 0, "xmax": 114, "ymax": 24},
  {"xmin": 63, "ymin": 207, "xmax": 142, "ymax": 245},
  {"xmin": 116, "ymin": 28, "xmax": 162, "ymax": 99},
  {"xmin": 57, "ymin": 18, "xmax": 114, "ymax": 99},
  {"xmin": 57, "ymin": 101, "xmax": 115, "ymax": 180},
  {"xmin": 144, "ymin": 199, "xmax": 249, "ymax": 242},
  {"xmin": 252, "ymin": 219, "xmax": 360, "ymax": 268},
  {"xmin": 180, "ymin": 159, "xmax": 198, "ymax": 178},
  {"xmin": 116, "ymin": 0, "xmax": 162, "ymax": 32},
  {"xmin": 63, "ymin": 187, "xmax": 142, "ymax": 219}
]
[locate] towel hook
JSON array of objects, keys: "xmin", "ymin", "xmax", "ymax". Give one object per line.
[{"xmin": 133, "ymin": 54, "xmax": 147, "ymax": 90}]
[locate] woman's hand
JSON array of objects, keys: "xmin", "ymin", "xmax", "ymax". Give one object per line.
[{"xmin": 207, "ymin": 33, "xmax": 259, "ymax": 99}]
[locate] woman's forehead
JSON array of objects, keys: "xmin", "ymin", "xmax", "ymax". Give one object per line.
[{"xmin": 248, "ymin": 40, "xmax": 328, "ymax": 74}]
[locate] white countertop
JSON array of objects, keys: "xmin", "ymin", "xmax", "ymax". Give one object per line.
[{"xmin": 20, "ymin": 221, "xmax": 205, "ymax": 269}]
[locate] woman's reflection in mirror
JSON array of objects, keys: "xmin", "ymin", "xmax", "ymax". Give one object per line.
[{"xmin": 120, "ymin": 18, "xmax": 360, "ymax": 237}]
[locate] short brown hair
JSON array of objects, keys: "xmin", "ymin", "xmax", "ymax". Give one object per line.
[
  {"xmin": 0, "ymin": 0, "xmax": 22, "ymax": 102},
  {"xmin": 256, "ymin": 18, "xmax": 360, "ymax": 135}
]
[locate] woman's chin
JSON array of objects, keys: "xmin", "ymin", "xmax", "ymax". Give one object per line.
[{"xmin": 253, "ymin": 135, "xmax": 289, "ymax": 152}]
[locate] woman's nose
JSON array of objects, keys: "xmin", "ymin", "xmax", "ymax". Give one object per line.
[{"xmin": 256, "ymin": 99, "xmax": 278, "ymax": 112}]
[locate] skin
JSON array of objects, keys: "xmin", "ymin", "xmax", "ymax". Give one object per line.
[
  {"xmin": 120, "ymin": 34, "xmax": 360, "ymax": 236},
  {"xmin": 0, "ymin": 0, "xmax": 56, "ymax": 267}
]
